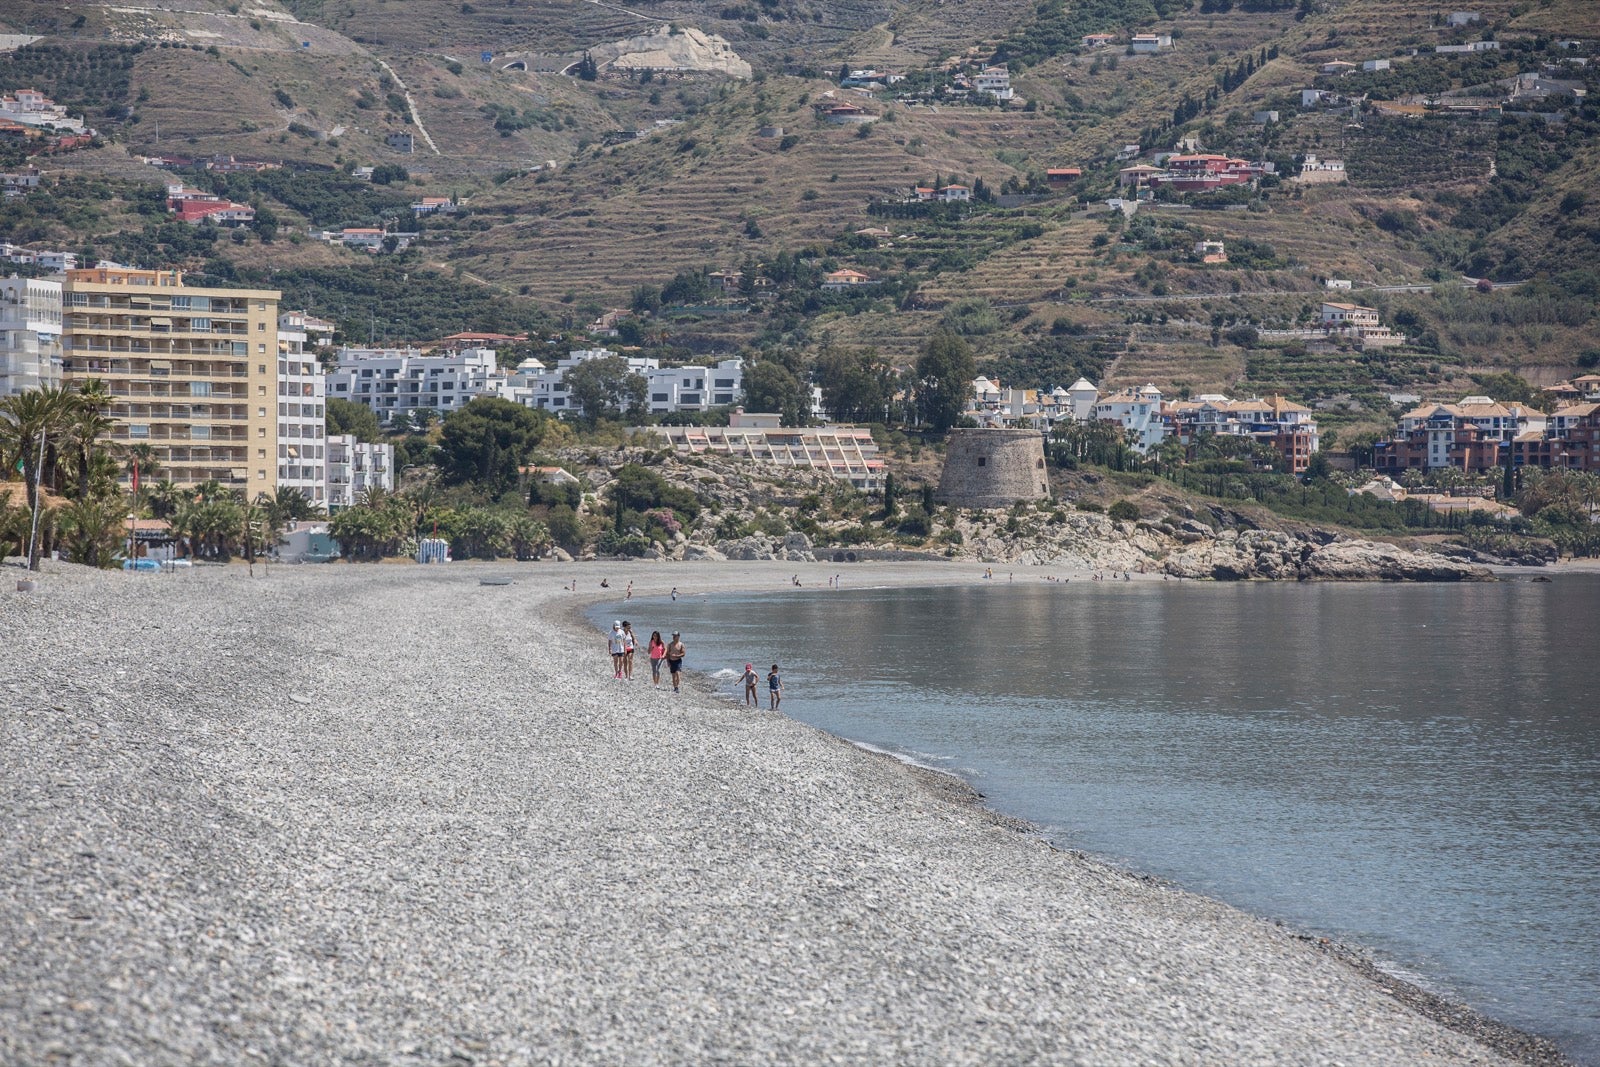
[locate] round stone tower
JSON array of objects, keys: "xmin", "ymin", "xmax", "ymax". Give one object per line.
[{"xmin": 936, "ymin": 428, "xmax": 1051, "ymax": 508}]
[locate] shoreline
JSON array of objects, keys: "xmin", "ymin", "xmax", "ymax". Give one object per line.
[
  {"xmin": 561, "ymin": 561, "xmax": 1575, "ymax": 1066},
  {"xmin": 1, "ymin": 558, "xmax": 1581, "ymax": 1065}
]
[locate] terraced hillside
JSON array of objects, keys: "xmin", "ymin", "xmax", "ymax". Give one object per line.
[{"xmin": 4, "ymin": 0, "xmax": 1597, "ymax": 404}]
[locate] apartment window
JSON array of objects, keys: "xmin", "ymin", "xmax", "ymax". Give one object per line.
[
  {"xmin": 128, "ymin": 424, "xmax": 149, "ymax": 439},
  {"xmin": 190, "ymin": 381, "xmax": 212, "ymax": 397},
  {"xmin": 258, "ymin": 406, "xmax": 267, "ymax": 416},
  {"xmin": 257, "ymin": 321, "xmax": 266, "ymax": 331},
  {"xmin": 258, "ymin": 427, "xmax": 266, "ymax": 437},
  {"xmin": 257, "ymin": 470, "xmax": 265, "ymax": 480}
]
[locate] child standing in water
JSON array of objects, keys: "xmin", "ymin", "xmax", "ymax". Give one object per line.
[
  {"xmin": 767, "ymin": 664, "xmax": 782, "ymax": 710},
  {"xmin": 742, "ymin": 663, "xmax": 759, "ymax": 707}
]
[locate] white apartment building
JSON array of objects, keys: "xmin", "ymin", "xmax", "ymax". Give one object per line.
[
  {"xmin": 327, "ymin": 345, "xmax": 506, "ymax": 423},
  {"xmin": 0, "ymin": 276, "xmax": 64, "ymax": 395},
  {"xmin": 276, "ymin": 312, "xmax": 327, "ymax": 505},
  {"xmin": 325, "ymin": 434, "xmax": 393, "ymax": 510},
  {"xmin": 510, "ymin": 348, "xmax": 745, "ymax": 418},
  {"xmin": 645, "ymin": 358, "xmax": 744, "ymax": 415}
]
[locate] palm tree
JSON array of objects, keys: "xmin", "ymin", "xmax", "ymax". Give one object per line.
[
  {"xmin": 126, "ymin": 443, "xmax": 162, "ymax": 509},
  {"xmin": 147, "ymin": 479, "xmax": 183, "ymax": 521},
  {"xmin": 64, "ymin": 400, "xmax": 119, "ymax": 502},
  {"xmin": 0, "ymin": 387, "xmax": 78, "ymax": 570}
]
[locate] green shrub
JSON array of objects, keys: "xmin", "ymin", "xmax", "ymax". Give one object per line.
[{"xmin": 1107, "ymin": 499, "xmax": 1142, "ymax": 523}]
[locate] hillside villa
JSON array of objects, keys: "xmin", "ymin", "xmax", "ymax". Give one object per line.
[{"xmin": 821, "ymin": 269, "xmax": 876, "ymax": 289}]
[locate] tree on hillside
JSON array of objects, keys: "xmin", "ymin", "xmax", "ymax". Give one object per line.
[
  {"xmin": 563, "ymin": 356, "xmax": 647, "ymax": 425},
  {"xmin": 915, "ymin": 331, "xmax": 976, "ymax": 433},
  {"xmin": 742, "ymin": 360, "xmax": 811, "ymax": 427},
  {"xmin": 814, "ymin": 346, "xmax": 895, "ymax": 423},
  {"xmin": 327, "ymin": 398, "xmax": 382, "ymax": 442},
  {"xmin": 438, "ymin": 397, "xmax": 550, "ymax": 498},
  {"xmin": 577, "ymin": 52, "xmax": 599, "ymax": 81}
]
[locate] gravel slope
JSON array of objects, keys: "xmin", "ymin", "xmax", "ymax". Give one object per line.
[{"xmin": 1, "ymin": 561, "xmax": 1533, "ymax": 1066}]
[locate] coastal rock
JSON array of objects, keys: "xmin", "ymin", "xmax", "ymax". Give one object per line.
[
  {"xmin": 551, "ymin": 547, "xmax": 574, "ymax": 563},
  {"xmin": 717, "ymin": 536, "xmax": 775, "ymax": 561},
  {"xmin": 1301, "ymin": 540, "xmax": 1493, "ymax": 582},
  {"xmin": 683, "ymin": 544, "xmax": 728, "ymax": 562},
  {"xmin": 782, "ymin": 532, "xmax": 815, "ymax": 563}
]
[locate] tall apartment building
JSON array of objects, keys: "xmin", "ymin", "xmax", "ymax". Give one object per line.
[
  {"xmin": 61, "ymin": 266, "xmax": 281, "ymax": 490},
  {"xmin": 0, "ymin": 276, "xmax": 64, "ymax": 396},
  {"xmin": 277, "ymin": 312, "xmax": 328, "ymax": 505}
]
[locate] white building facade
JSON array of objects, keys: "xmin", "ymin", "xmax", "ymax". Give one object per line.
[
  {"xmin": 325, "ymin": 434, "xmax": 394, "ymax": 510},
  {"xmin": 0, "ymin": 276, "xmax": 64, "ymax": 396},
  {"xmin": 327, "ymin": 345, "xmax": 507, "ymax": 423},
  {"xmin": 276, "ymin": 312, "xmax": 328, "ymax": 506},
  {"xmin": 510, "ymin": 348, "xmax": 745, "ymax": 418}
]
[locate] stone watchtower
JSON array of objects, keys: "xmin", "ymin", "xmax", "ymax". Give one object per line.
[{"xmin": 936, "ymin": 428, "xmax": 1051, "ymax": 508}]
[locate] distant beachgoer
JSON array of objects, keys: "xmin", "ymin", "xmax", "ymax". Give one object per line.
[
  {"xmin": 608, "ymin": 621, "xmax": 626, "ymax": 679},
  {"xmin": 570, "ymin": 579, "xmax": 577, "ymax": 592},
  {"xmin": 625, "ymin": 581, "xmax": 633, "ymax": 600},
  {"xmin": 767, "ymin": 664, "xmax": 782, "ymax": 710},
  {"xmin": 792, "ymin": 575, "xmax": 801, "ymax": 587},
  {"xmin": 648, "ymin": 630, "xmax": 666, "ymax": 686},
  {"xmin": 600, "ymin": 578, "xmax": 610, "ymax": 588},
  {"xmin": 742, "ymin": 663, "xmax": 759, "ymax": 707},
  {"xmin": 666, "ymin": 631, "xmax": 686, "ymax": 693},
  {"xmin": 671, "ymin": 587, "xmax": 679, "ymax": 601},
  {"xmin": 621, "ymin": 621, "xmax": 637, "ymax": 680}
]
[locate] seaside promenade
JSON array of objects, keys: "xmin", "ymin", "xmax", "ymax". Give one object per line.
[{"xmin": 1, "ymin": 561, "xmax": 1530, "ymax": 1065}]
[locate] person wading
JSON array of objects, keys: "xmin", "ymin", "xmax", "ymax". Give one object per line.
[
  {"xmin": 767, "ymin": 664, "xmax": 782, "ymax": 710},
  {"xmin": 665, "ymin": 631, "xmax": 686, "ymax": 694}
]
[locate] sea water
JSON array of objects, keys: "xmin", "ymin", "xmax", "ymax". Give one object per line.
[{"xmin": 592, "ymin": 574, "xmax": 1600, "ymax": 1062}]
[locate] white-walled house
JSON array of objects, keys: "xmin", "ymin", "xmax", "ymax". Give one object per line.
[{"xmin": 1093, "ymin": 384, "xmax": 1166, "ymax": 452}]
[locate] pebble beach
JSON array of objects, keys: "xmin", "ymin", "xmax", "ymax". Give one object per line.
[{"xmin": 0, "ymin": 560, "xmax": 1563, "ymax": 1066}]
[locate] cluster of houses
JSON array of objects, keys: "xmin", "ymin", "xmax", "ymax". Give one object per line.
[
  {"xmin": 0, "ymin": 88, "xmax": 87, "ymax": 134},
  {"xmin": 0, "ymin": 242, "xmax": 78, "ymax": 271},
  {"xmin": 967, "ymin": 370, "xmax": 1600, "ymax": 478},
  {"xmin": 0, "ymin": 88, "xmax": 95, "ymax": 154},
  {"xmin": 968, "ymin": 377, "xmax": 1320, "ymax": 473},
  {"xmin": 1117, "ymin": 153, "xmax": 1274, "ymax": 195},
  {"xmin": 1373, "ymin": 378, "xmax": 1600, "ymax": 474}
]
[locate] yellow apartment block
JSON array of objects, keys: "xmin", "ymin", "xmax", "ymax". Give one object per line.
[{"xmin": 61, "ymin": 266, "xmax": 281, "ymax": 491}]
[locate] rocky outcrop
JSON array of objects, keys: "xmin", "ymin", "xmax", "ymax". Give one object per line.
[{"xmin": 1162, "ymin": 532, "xmax": 1489, "ymax": 582}]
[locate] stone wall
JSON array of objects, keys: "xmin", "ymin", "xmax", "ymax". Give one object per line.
[{"xmin": 936, "ymin": 428, "xmax": 1051, "ymax": 508}]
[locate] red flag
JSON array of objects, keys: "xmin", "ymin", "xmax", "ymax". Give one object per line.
[{"xmin": 131, "ymin": 459, "xmax": 140, "ymax": 496}]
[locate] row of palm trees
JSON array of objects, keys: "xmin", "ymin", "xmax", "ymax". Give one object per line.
[
  {"xmin": 1, "ymin": 383, "xmax": 329, "ymax": 570},
  {"xmin": 328, "ymin": 486, "xmax": 551, "ymax": 562},
  {"xmin": 0, "ymin": 382, "xmax": 123, "ymax": 570}
]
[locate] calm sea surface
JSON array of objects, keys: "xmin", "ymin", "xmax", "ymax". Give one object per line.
[{"xmin": 590, "ymin": 574, "xmax": 1600, "ymax": 1062}]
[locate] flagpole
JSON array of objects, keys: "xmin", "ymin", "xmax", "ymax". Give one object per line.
[{"xmin": 26, "ymin": 429, "xmax": 45, "ymax": 572}]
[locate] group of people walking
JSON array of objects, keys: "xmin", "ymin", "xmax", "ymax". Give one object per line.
[
  {"xmin": 606, "ymin": 620, "xmax": 781, "ymax": 707},
  {"xmin": 608, "ymin": 621, "xmax": 687, "ymax": 692}
]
